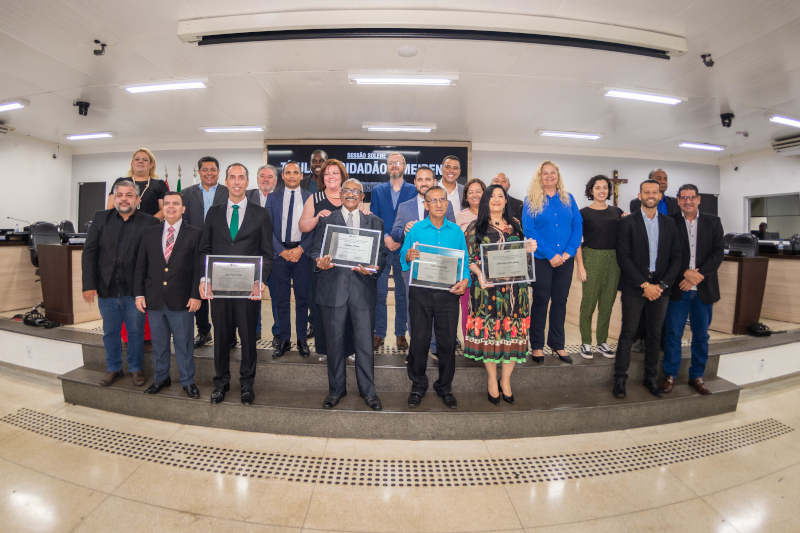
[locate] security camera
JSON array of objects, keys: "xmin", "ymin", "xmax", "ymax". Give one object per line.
[
  {"xmin": 74, "ymin": 101, "xmax": 90, "ymax": 116},
  {"xmin": 720, "ymin": 113, "xmax": 735, "ymax": 128}
]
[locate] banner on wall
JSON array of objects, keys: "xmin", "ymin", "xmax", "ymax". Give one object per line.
[{"xmin": 265, "ymin": 142, "xmax": 470, "ymax": 201}]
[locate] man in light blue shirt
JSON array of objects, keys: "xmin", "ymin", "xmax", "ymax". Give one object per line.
[{"xmin": 642, "ymin": 207, "xmax": 660, "ymax": 272}]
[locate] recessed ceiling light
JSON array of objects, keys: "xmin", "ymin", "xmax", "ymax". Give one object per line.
[
  {"xmin": 0, "ymin": 99, "xmax": 29, "ymax": 112},
  {"xmin": 202, "ymin": 126, "xmax": 265, "ymax": 133},
  {"xmin": 364, "ymin": 125, "xmax": 434, "ymax": 133},
  {"xmin": 123, "ymin": 79, "xmax": 208, "ymax": 93},
  {"xmin": 679, "ymin": 142, "xmax": 724, "ymax": 151},
  {"xmin": 397, "ymin": 46, "xmax": 418, "ymax": 58},
  {"xmin": 349, "ymin": 73, "xmax": 457, "ymax": 86},
  {"xmin": 538, "ymin": 130, "xmax": 602, "ymax": 140},
  {"xmin": 604, "ymin": 87, "xmax": 685, "ymax": 105},
  {"xmin": 65, "ymin": 132, "xmax": 114, "ymax": 140},
  {"xmin": 769, "ymin": 115, "xmax": 800, "ymax": 129}
]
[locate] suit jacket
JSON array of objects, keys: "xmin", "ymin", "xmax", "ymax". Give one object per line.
[
  {"xmin": 370, "ymin": 180, "xmax": 418, "ymax": 238},
  {"xmin": 616, "ymin": 211, "xmax": 683, "ymax": 297},
  {"xmin": 630, "ymin": 195, "xmax": 679, "ymax": 215},
  {"xmin": 438, "ymin": 180, "xmax": 464, "ymax": 207},
  {"xmin": 199, "ymin": 201, "xmax": 274, "ymax": 285},
  {"xmin": 265, "ymin": 187, "xmax": 313, "ymax": 257},
  {"xmin": 182, "ymin": 183, "xmax": 229, "ymax": 229},
  {"xmin": 133, "ymin": 222, "xmax": 202, "ymax": 311},
  {"xmin": 277, "ymin": 173, "xmax": 319, "ymax": 192},
  {"xmin": 82, "ymin": 209, "xmax": 160, "ymax": 297},
  {"xmin": 668, "ymin": 212, "xmax": 725, "ymax": 304},
  {"xmin": 507, "ymin": 194, "xmax": 524, "ymax": 221},
  {"xmin": 245, "ymin": 188, "xmax": 267, "ymax": 207},
  {"xmin": 390, "ymin": 196, "xmax": 456, "ymax": 243},
  {"xmin": 310, "ymin": 209, "xmax": 387, "ymax": 309}
]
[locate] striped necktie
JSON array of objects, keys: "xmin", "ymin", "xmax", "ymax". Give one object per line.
[
  {"xmin": 230, "ymin": 205, "xmax": 239, "ymax": 240},
  {"xmin": 164, "ymin": 226, "xmax": 175, "ymax": 262}
]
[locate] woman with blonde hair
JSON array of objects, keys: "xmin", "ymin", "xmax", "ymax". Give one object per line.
[
  {"xmin": 522, "ymin": 161, "xmax": 583, "ymax": 364},
  {"xmin": 107, "ymin": 148, "xmax": 168, "ymax": 221}
]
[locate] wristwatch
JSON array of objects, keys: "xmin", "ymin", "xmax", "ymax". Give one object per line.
[{"xmin": 659, "ymin": 281, "xmax": 669, "ymax": 290}]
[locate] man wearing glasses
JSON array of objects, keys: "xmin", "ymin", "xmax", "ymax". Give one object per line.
[{"xmin": 661, "ymin": 184, "xmax": 725, "ymax": 396}]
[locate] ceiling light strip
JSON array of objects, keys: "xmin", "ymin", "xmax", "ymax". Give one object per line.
[
  {"xmin": 124, "ymin": 80, "xmax": 207, "ymax": 93},
  {"xmin": 769, "ymin": 115, "xmax": 800, "ymax": 129},
  {"xmin": 539, "ymin": 130, "xmax": 602, "ymax": 140},
  {"xmin": 604, "ymin": 88, "xmax": 685, "ymax": 105},
  {"xmin": 0, "ymin": 99, "xmax": 29, "ymax": 112},
  {"xmin": 203, "ymin": 127, "xmax": 265, "ymax": 133},
  {"xmin": 679, "ymin": 142, "xmax": 724, "ymax": 152},
  {"xmin": 65, "ymin": 132, "xmax": 114, "ymax": 140}
]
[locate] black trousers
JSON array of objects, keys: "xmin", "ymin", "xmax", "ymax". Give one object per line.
[
  {"xmin": 635, "ymin": 310, "xmax": 666, "ymax": 347},
  {"xmin": 311, "ymin": 270, "xmax": 355, "ymax": 356},
  {"xmin": 530, "ymin": 257, "xmax": 574, "ymax": 351},
  {"xmin": 407, "ymin": 286, "xmax": 459, "ymax": 395},
  {"xmin": 615, "ymin": 292, "xmax": 669, "ymax": 381},
  {"xmin": 320, "ymin": 303, "xmax": 376, "ymax": 398},
  {"xmin": 196, "ymin": 298, "xmax": 211, "ymax": 335},
  {"xmin": 210, "ymin": 298, "xmax": 260, "ymax": 388},
  {"xmin": 272, "ymin": 254, "xmax": 311, "ymax": 341}
]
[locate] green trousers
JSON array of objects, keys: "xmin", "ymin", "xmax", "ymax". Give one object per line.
[{"xmin": 579, "ymin": 247, "xmax": 621, "ymax": 345}]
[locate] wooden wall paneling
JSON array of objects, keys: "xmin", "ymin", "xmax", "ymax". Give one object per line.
[{"xmin": 0, "ymin": 244, "xmax": 42, "ymax": 312}]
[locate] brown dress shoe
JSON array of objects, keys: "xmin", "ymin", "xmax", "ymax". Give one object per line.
[
  {"xmin": 131, "ymin": 371, "xmax": 146, "ymax": 386},
  {"xmin": 661, "ymin": 375, "xmax": 676, "ymax": 393},
  {"xmin": 689, "ymin": 377, "xmax": 711, "ymax": 395},
  {"xmin": 373, "ymin": 336, "xmax": 385, "ymax": 350},
  {"xmin": 396, "ymin": 336, "xmax": 409, "ymax": 350},
  {"xmin": 99, "ymin": 371, "xmax": 123, "ymax": 387}
]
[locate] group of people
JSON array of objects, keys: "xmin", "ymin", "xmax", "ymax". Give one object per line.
[{"xmin": 81, "ymin": 147, "xmax": 724, "ymax": 413}]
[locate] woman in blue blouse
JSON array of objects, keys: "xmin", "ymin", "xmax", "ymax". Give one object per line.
[{"xmin": 522, "ymin": 161, "xmax": 583, "ymax": 364}]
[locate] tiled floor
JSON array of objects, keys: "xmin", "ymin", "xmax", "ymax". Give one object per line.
[{"xmin": 1, "ymin": 366, "xmax": 800, "ymax": 532}]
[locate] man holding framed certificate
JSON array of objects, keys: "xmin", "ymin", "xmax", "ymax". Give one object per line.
[{"xmin": 400, "ymin": 186, "xmax": 470, "ymax": 409}]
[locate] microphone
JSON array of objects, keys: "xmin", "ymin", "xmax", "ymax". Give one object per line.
[{"xmin": 7, "ymin": 217, "xmax": 31, "ymax": 225}]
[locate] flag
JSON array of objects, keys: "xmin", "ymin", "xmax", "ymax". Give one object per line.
[{"xmin": 177, "ymin": 176, "xmax": 181, "ymax": 192}]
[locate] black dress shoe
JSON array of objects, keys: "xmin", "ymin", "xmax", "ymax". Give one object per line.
[
  {"xmin": 364, "ymin": 396, "xmax": 382, "ymax": 411},
  {"xmin": 531, "ymin": 355, "xmax": 544, "ymax": 364},
  {"xmin": 297, "ymin": 339, "xmax": 311, "ymax": 357},
  {"xmin": 194, "ymin": 332, "xmax": 212, "ymax": 348},
  {"xmin": 271, "ymin": 336, "xmax": 282, "ymax": 349},
  {"xmin": 241, "ymin": 386, "xmax": 255, "ymax": 405},
  {"xmin": 306, "ymin": 324, "xmax": 315, "ymax": 338},
  {"xmin": 144, "ymin": 376, "xmax": 171, "ymax": 394},
  {"xmin": 273, "ymin": 340, "xmax": 291, "ymax": 357},
  {"xmin": 441, "ymin": 394, "xmax": 458, "ymax": 409},
  {"xmin": 613, "ymin": 378, "xmax": 626, "ymax": 398},
  {"xmin": 557, "ymin": 354, "xmax": 574, "ymax": 364},
  {"xmin": 229, "ymin": 337, "xmax": 237, "ymax": 349},
  {"xmin": 183, "ymin": 384, "xmax": 200, "ymax": 399},
  {"xmin": 488, "ymin": 392, "xmax": 500, "ymax": 405},
  {"xmin": 498, "ymin": 380, "xmax": 514, "ymax": 404},
  {"xmin": 643, "ymin": 378, "xmax": 663, "ymax": 397},
  {"xmin": 210, "ymin": 383, "xmax": 231, "ymax": 404},
  {"xmin": 323, "ymin": 391, "xmax": 346, "ymax": 409},
  {"xmin": 408, "ymin": 392, "xmax": 423, "ymax": 408}
]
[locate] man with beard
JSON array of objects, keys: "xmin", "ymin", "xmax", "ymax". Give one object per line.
[
  {"xmin": 438, "ymin": 155, "xmax": 464, "ymax": 209},
  {"xmin": 302, "ymin": 149, "xmax": 327, "ymax": 193}
]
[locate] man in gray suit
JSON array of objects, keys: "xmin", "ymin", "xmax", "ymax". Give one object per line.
[
  {"xmin": 311, "ymin": 178, "xmax": 387, "ymax": 411},
  {"xmin": 181, "ymin": 156, "xmax": 228, "ymax": 347},
  {"xmin": 438, "ymin": 155, "xmax": 464, "ymax": 209}
]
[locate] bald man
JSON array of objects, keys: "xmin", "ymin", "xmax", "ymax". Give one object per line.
[{"xmin": 491, "ymin": 173, "xmax": 524, "ymax": 221}]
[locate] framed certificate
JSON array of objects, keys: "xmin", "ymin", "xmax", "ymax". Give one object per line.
[
  {"xmin": 480, "ymin": 241, "xmax": 535, "ymax": 285},
  {"xmin": 410, "ymin": 243, "xmax": 465, "ymax": 290},
  {"xmin": 320, "ymin": 224, "xmax": 381, "ymax": 270},
  {"xmin": 204, "ymin": 255, "xmax": 263, "ymax": 298}
]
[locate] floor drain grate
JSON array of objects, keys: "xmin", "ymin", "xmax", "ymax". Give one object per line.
[{"xmin": 1, "ymin": 409, "xmax": 792, "ymax": 487}]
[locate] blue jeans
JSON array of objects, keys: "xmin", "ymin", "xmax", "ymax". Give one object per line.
[
  {"xmin": 256, "ymin": 275, "xmax": 280, "ymax": 336},
  {"xmin": 375, "ymin": 249, "xmax": 408, "ymax": 338},
  {"xmin": 97, "ymin": 295, "xmax": 145, "ymax": 373},
  {"xmin": 663, "ymin": 291, "xmax": 713, "ymax": 380}
]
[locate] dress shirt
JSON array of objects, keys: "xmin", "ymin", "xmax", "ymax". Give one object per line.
[
  {"xmin": 521, "ymin": 192, "xmax": 583, "ymax": 260},
  {"xmin": 683, "ymin": 212, "xmax": 699, "ymax": 291},
  {"xmin": 258, "ymin": 189, "xmax": 269, "ymax": 208},
  {"xmin": 416, "ymin": 195, "xmax": 427, "ymax": 220},
  {"xmin": 202, "ymin": 184, "xmax": 218, "ymax": 219},
  {"xmin": 657, "ymin": 197, "xmax": 669, "ymax": 215},
  {"xmin": 341, "ymin": 207, "xmax": 361, "ymax": 229},
  {"xmin": 390, "ymin": 187, "xmax": 401, "ymax": 210},
  {"xmin": 226, "ymin": 197, "xmax": 248, "ymax": 233},
  {"xmin": 282, "ymin": 187, "xmax": 304, "ymax": 242},
  {"xmin": 162, "ymin": 219, "xmax": 182, "ymax": 252},
  {"xmin": 399, "ymin": 218, "xmax": 470, "ymax": 286},
  {"xmin": 438, "ymin": 181, "xmax": 460, "ymax": 211},
  {"xmin": 642, "ymin": 209, "xmax": 660, "ymax": 272}
]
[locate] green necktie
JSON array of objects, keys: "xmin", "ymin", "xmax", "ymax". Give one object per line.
[{"xmin": 230, "ymin": 204, "xmax": 239, "ymax": 240}]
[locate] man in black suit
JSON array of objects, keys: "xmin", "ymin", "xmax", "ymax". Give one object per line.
[
  {"xmin": 182, "ymin": 156, "xmax": 229, "ymax": 347},
  {"xmin": 661, "ymin": 184, "xmax": 725, "ymax": 396},
  {"xmin": 491, "ymin": 173, "xmax": 524, "ymax": 221},
  {"xmin": 311, "ymin": 178, "xmax": 387, "ymax": 411},
  {"xmin": 82, "ymin": 180, "xmax": 160, "ymax": 387},
  {"xmin": 629, "ymin": 169, "xmax": 679, "ymax": 215},
  {"xmin": 614, "ymin": 179, "xmax": 682, "ymax": 399},
  {"xmin": 199, "ymin": 163, "xmax": 274, "ymax": 405},
  {"xmin": 134, "ymin": 191, "xmax": 203, "ymax": 399}
]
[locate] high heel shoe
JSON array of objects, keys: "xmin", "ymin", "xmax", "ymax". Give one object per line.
[
  {"xmin": 487, "ymin": 391, "xmax": 501, "ymax": 405},
  {"xmin": 498, "ymin": 379, "xmax": 515, "ymax": 404},
  {"xmin": 557, "ymin": 354, "xmax": 574, "ymax": 364},
  {"xmin": 531, "ymin": 354, "xmax": 544, "ymax": 364}
]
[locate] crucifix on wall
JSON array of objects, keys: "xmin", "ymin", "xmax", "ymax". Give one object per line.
[{"xmin": 610, "ymin": 170, "xmax": 628, "ymax": 207}]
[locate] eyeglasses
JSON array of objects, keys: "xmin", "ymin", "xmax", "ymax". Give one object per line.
[
  {"xmin": 424, "ymin": 198, "xmax": 448, "ymax": 205},
  {"xmin": 679, "ymin": 195, "xmax": 698, "ymax": 201},
  {"xmin": 341, "ymin": 188, "xmax": 363, "ymax": 196},
  {"xmin": 387, "ymin": 162, "xmax": 404, "ymax": 167}
]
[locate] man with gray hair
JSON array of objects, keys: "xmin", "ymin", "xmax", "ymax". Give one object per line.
[{"xmin": 82, "ymin": 179, "xmax": 160, "ymax": 387}]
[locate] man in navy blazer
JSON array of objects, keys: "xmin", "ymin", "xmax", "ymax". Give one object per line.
[
  {"xmin": 370, "ymin": 152, "xmax": 417, "ymax": 351},
  {"xmin": 266, "ymin": 161, "xmax": 314, "ymax": 357}
]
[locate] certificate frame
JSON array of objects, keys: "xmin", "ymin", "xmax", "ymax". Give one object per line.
[
  {"xmin": 319, "ymin": 224, "xmax": 381, "ymax": 270},
  {"xmin": 409, "ymin": 243, "xmax": 465, "ymax": 291},
  {"xmin": 204, "ymin": 255, "xmax": 263, "ymax": 299},
  {"xmin": 480, "ymin": 241, "xmax": 535, "ymax": 286}
]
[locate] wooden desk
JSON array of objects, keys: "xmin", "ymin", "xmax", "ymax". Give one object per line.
[
  {"xmin": 760, "ymin": 254, "xmax": 800, "ymax": 323},
  {"xmin": 0, "ymin": 241, "xmax": 43, "ymax": 311},
  {"xmin": 709, "ymin": 256, "xmax": 768, "ymax": 335},
  {"xmin": 37, "ymin": 244, "xmax": 100, "ymax": 325}
]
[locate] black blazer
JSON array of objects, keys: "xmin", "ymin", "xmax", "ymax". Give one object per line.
[
  {"xmin": 630, "ymin": 195, "xmax": 679, "ymax": 215},
  {"xmin": 82, "ymin": 209, "xmax": 160, "ymax": 297},
  {"xmin": 181, "ymin": 183, "xmax": 229, "ymax": 229},
  {"xmin": 668, "ymin": 212, "xmax": 725, "ymax": 304},
  {"xmin": 507, "ymin": 194, "xmax": 524, "ymax": 222},
  {"xmin": 199, "ymin": 201, "xmax": 274, "ymax": 285},
  {"xmin": 133, "ymin": 222, "xmax": 203, "ymax": 311},
  {"xmin": 616, "ymin": 211, "xmax": 683, "ymax": 297},
  {"xmin": 310, "ymin": 210, "xmax": 387, "ymax": 309}
]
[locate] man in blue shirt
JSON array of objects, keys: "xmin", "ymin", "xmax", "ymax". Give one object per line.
[
  {"xmin": 401, "ymin": 186, "xmax": 469, "ymax": 409},
  {"xmin": 370, "ymin": 152, "xmax": 417, "ymax": 351}
]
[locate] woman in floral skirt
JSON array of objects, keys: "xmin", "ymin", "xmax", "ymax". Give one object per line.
[{"xmin": 464, "ymin": 184, "xmax": 537, "ymax": 405}]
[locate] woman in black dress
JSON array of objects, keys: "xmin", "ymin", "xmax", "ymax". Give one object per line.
[{"xmin": 107, "ymin": 148, "xmax": 168, "ymax": 220}]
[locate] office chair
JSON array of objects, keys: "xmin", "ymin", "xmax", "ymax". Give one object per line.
[
  {"xmin": 84, "ymin": 220, "xmax": 93, "ymax": 233},
  {"xmin": 59, "ymin": 220, "xmax": 75, "ymax": 233},
  {"xmin": 29, "ymin": 222, "xmax": 61, "ymax": 269}
]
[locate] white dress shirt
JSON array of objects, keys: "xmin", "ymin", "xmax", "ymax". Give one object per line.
[
  {"xmin": 258, "ymin": 190, "xmax": 269, "ymax": 208},
  {"xmin": 162, "ymin": 219, "xmax": 182, "ymax": 253},
  {"xmin": 438, "ymin": 180, "xmax": 460, "ymax": 211},
  {"xmin": 226, "ymin": 197, "xmax": 248, "ymax": 232},
  {"xmin": 683, "ymin": 212, "xmax": 699, "ymax": 291},
  {"xmin": 416, "ymin": 195, "xmax": 427, "ymax": 220},
  {"xmin": 342, "ymin": 206, "xmax": 361, "ymax": 229},
  {"xmin": 282, "ymin": 187, "xmax": 304, "ymax": 242}
]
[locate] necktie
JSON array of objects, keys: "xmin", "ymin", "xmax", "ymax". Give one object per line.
[
  {"xmin": 285, "ymin": 190, "xmax": 295, "ymax": 243},
  {"xmin": 346, "ymin": 211, "xmax": 354, "ymax": 228},
  {"xmin": 423, "ymin": 208, "xmax": 429, "ymax": 219},
  {"xmin": 164, "ymin": 226, "xmax": 175, "ymax": 262},
  {"xmin": 230, "ymin": 205, "xmax": 239, "ymax": 241}
]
